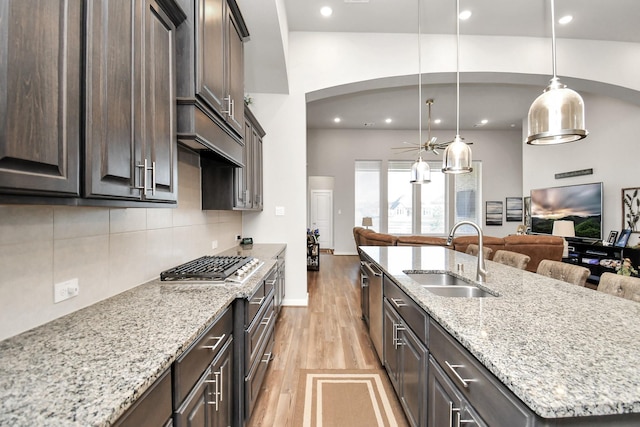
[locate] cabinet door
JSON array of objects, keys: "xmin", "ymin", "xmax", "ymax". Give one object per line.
[
  {"xmin": 225, "ymin": 7, "xmax": 244, "ymax": 136},
  {"xmin": 210, "ymin": 338, "xmax": 233, "ymax": 427},
  {"xmin": 143, "ymin": 0, "xmax": 178, "ymax": 202},
  {"xmin": 234, "ymin": 121, "xmax": 250, "ymax": 208},
  {"xmin": 0, "ymin": 0, "xmax": 81, "ymax": 196},
  {"xmin": 195, "ymin": 0, "xmax": 225, "ymax": 116},
  {"xmin": 383, "ymin": 299, "xmax": 401, "ymax": 393},
  {"xmin": 399, "ymin": 327, "xmax": 428, "ymax": 427},
  {"xmin": 84, "ymin": 0, "xmax": 140, "ymax": 199},
  {"xmin": 252, "ymin": 129, "xmax": 263, "ymax": 210},
  {"xmin": 175, "ymin": 365, "xmax": 212, "ymax": 427}
]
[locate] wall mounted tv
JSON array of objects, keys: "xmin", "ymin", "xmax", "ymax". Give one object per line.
[{"xmin": 530, "ymin": 182, "xmax": 603, "ymax": 240}]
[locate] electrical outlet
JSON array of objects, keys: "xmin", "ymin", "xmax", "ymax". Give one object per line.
[
  {"xmin": 54, "ymin": 278, "xmax": 79, "ymax": 303},
  {"xmin": 236, "ymin": 235, "xmax": 242, "ymax": 241},
  {"xmin": 211, "ymin": 240, "xmax": 218, "ymax": 249}
]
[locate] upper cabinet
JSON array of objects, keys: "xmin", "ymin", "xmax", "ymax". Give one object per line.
[
  {"xmin": 0, "ymin": 0, "xmax": 185, "ymax": 205},
  {"xmin": 0, "ymin": 1, "xmax": 82, "ymax": 197},
  {"xmin": 84, "ymin": 0, "xmax": 181, "ymax": 203},
  {"xmin": 175, "ymin": 0, "xmax": 249, "ymax": 166},
  {"xmin": 234, "ymin": 106, "xmax": 264, "ymax": 211}
]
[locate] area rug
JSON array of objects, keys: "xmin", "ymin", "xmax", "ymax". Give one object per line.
[{"xmin": 292, "ymin": 369, "xmax": 407, "ymax": 427}]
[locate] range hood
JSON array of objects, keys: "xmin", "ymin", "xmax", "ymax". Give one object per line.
[{"xmin": 177, "ymin": 99, "xmax": 244, "ymax": 168}]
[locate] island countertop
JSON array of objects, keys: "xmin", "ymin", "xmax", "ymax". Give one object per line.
[
  {"xmin": 361, "ymin": 245, "xmax": 640, "ymax": 420},
  {"xmin": 0, "ymin": 243, "xmax": 285, "ymax": 427}
]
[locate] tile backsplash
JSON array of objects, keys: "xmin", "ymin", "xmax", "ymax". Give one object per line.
[{"xmin": 0, "ymin": 148, "xmax": 241, "ymax": 340}]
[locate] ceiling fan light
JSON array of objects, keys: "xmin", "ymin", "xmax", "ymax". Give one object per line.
[
  {"xmin": 526, "ymin": 77, "xmax": 587, "ymax": 145},
  {"xmin": 410, "ymin": 157, "xmax": 431, "ymax": 184},
  {"xmin": 442, "ymin": 136, "xmax": 473, "ymax": 174}
]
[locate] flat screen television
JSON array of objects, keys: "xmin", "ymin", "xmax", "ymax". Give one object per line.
[{"xmin": 530, "ymin": 182, "xmax": 603, "ymax": 240}]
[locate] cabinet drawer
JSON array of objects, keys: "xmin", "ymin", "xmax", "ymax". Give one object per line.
[
  {"xmin": 429, "ymin": 320, "xmax": 535, "ymax": 426},
  {"xmin": 245, "ymin": 324, "xmax": 275, "ymax": 417},
  {"xmin": 245, "ymin": 293, "xmax": 275, "ymax": 369},
  {"xmin": 384, "ymin": 276, "xmax": 428, "ymax": 345},
  {"xmin": 173, "ymin": 306, "xmax": 233, "ymax": 406}
]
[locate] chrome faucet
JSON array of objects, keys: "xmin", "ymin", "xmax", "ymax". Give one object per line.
[{"xmin": 447, "ymin": 221, "xmax": 488, "ymax": 283}]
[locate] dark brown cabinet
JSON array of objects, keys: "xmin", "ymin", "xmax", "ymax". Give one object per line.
[
  {"xmin": 114, "ymin": 369, "xmax": 174, "ymax": 427},
  {"xmin": 84, "ymin": 0, "xmax": 179, "ymax": 202},
  {"xmin": 234, "ymin": 106, "xmax": 264, "ymax": 210},
  {"xmin": 0, "ymin": 1, "xmax": 82, "ymax": 197},
  {"xmin": 176, "ymin": 0, "xmax": 249, "ymax": 166}
]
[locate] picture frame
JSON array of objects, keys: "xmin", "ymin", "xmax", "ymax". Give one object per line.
[
  {"xmin": 622, "ymin": 187, "xmax": 640, "ymax": 233},
  {"xmin": 506, "ymin": 197, "xmax": 523, "ymax": 222},
  {"xmin": 486, "ymin": 201, "xmax": 503, "ymax": 226},
  {"xmin": 615, "ymin": 228, "xmax": 632, "ymax": 248},
  {"xmin": 523, "ymin": 196, "xmax": 531, "ymax": 228},
  {"xmin": 605, "ymin": 230, "xmax": 619, "ymax": 246}
]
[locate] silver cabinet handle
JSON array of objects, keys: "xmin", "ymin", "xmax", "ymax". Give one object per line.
[
  {"xmin": 202, "ymin": 334, "xmax": 226, "ymax": 351},
  {"xmin": 393, "ymin": 323, "xmax": 405, "ymax": 349},
  {"xmin": 260, "ymin": 314, "xmax": 273, "ymax": 326},
  {"xmin": 150, "ymin": 161, "xmax": 156, "ymax": 195},
  {"xmin": 262, "ymin": 352, "xmax": 272, "ymax": 364},
  {"xmin": 445, "ymin": 360, "xmax": 476, "ymax": 389},
  {"xmin": 250, "ymin": 297, "xmax": 265, "ymax": 305},
  {"xmin": 222, "ymin": 96, "xmax": 232, "ymax": 116},
  {"xmin": 390, "ymin": 298, "xmax": 407, "ymax": 308},
  {"xmin": 134, "ymin": 159, "xmax": 155, "ymax": 197}
]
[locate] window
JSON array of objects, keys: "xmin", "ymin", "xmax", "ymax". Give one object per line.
[
  {"xmin": 355, "ymin": 161, "xmax": 381, "ymax": 230},
  {"xmin": 355, "ymin": 160, "xmax": 481, "ymax": 235}
]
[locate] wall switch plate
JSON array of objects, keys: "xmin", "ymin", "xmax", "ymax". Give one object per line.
[
  {"xmin": 211, "ymin": 240, "xmax": 218, "ymax": 249},
  {"xmin": 54, "ymin": 278, "xmax": 79, "ymax": 303},
  {"xmin": 275, "ymin": 206, "xmax": 285, "ymax": 216}
]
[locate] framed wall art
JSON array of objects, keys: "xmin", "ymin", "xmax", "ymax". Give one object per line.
[
  {"xmin": 622, "ymin": 187, "xmax": 640, "ymax": 233},
  {"xmin": 523, "ymin": 196, "xmax": 531, "ymax": 228},
  {"xmin": 486, "ymin": 201, "xmax": 503, "ymax": 226},
  {"xmin": 506, "ymin": 197, "xmax": 523, "ymax": 222}
]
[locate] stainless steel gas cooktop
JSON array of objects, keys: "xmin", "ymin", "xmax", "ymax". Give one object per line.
[{"xmin": 160, "ymin": 255, "xmax": 262, "ymax": 284}]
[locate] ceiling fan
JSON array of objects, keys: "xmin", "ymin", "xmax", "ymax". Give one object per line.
[{"xmin": 392, "ymin": 99, "xmax": 472, "ymax": 156}]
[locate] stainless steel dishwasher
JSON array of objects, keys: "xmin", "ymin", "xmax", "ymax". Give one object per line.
[{"xmin": 362, "ymin": 261, "xmax": 383, "ymax": 362}]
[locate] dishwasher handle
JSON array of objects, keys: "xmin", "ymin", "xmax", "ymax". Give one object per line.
[{"xmin": 362, "ymin": 262, "xmax": 382, "ymax": 278}]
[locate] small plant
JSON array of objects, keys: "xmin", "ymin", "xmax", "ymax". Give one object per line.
[{"xmin": 244, "ymin": 94, "xmax": 253, "ymax": 105}]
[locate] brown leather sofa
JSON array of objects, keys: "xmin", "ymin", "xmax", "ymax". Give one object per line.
[{"xmin": 353, "ymin": 227, "xmax": 564, "ymax": 272}]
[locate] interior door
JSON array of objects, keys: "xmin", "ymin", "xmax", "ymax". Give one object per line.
[{"xmin": 310, "ymin": 189, "xmax": 333, "ymax": 249}]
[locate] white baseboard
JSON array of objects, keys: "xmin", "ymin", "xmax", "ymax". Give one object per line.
[
  {"xmin": 333, "ymin": 251, "xmax": 358, "ymax": 256},
  {"xmin": 282, "ymin": 294, "xmax": 309, "ymax": 306}
]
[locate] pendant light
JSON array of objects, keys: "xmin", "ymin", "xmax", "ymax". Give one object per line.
[
  {"xmin": 410, "ymin": 0, "xmax": 431, "ymax": 184},
  {"xmin": 442, "ymin": 0, "xmax": 473, "ymax": 174},
  {"xmin": 526, "ymin": 0, "xmax": 587, "ymax": 145}
]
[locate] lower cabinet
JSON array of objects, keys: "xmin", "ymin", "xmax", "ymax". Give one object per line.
[
  {"xmin": 174, "ymin": 307, "xmax": 234, "ymax": 427},
  {"xmin": 383, "ymin": 298, "xmax": 428, "ymax": 427},
  {"xmin": 428, "ymin": 356, "xmax": 486, "ymax": 427},
  {"xmin": 114, "ymin": 368, "xmax": 173, "ymax": 427}
]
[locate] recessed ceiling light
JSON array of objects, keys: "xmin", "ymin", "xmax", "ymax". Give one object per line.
[
  {"xmin": 333, "ymin": 117, "xmax": 341, "ymax": 123},
  {"xmin": 434, "ymin": 119, "xmax": 442, "ymax": 124},
  {"xmin": 558, "ymin": 15, "xmax": 573, "ymax": 25},
  {"xmin": 480, "ymin": 119, "xmax": 488, "ymax": 124},
  {"xmin": 320, "ymin": 6, "xmax": 333, "ymax": 17},
  {"xmin": 459, "ymin": 10, "xmax": 472, "ymax": 20},
  {"xmin": 385, "ymin": 118, "xmax": 392, "ymax": 124}
]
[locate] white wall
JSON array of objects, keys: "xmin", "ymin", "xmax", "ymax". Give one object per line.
[
  {"xmin": 522, "ymin": 93, "xmax": 640, "ymax": 247},
  {"xmin": 0, "ymin": 148, "xmax": 242, "ymax": 340},
  {"xmin": 307, "ymin": 128, "xmax": 522, "ymax": 255}
]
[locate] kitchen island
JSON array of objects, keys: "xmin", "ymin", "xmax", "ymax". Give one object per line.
[
  {"xmin": 0, "ymin": 244, "xmax": 285, "ymax": 426},
  {"xmin": 361, "ymin": 245, "xmax": 640, "ymax": 425}
]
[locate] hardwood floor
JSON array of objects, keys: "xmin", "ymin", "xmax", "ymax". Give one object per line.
[{"xmin": 246, "ymin": 253, "xmax": 386, "ymax": 426}]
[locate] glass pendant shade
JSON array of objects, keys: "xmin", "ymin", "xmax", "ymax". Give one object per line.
[
  {"xmin": 410, "ymin": 157, "xmax": 431, "ymax": 184},
  {"xmin": 526, "ymin": 77, "xmax": 587, "ymax": 144},
  {"xmin": 442, "ymin": 136, "xmax": 473, "ymax": 173}
]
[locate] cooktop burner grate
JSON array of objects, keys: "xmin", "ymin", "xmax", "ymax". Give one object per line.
[{"xmin": 160, "ymin": 255, "xmax": 253, "ymax": 281}]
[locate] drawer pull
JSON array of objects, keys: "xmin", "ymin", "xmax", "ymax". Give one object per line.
[
  {"xmin": 445, "ymin": 360, "xmax": 476, "ymax": 389},
  {"xmin": 202, "ymin": 334, "xmax": 226, "ymax": 352},
  {"xmin": 261, "ymin": 314, "xmax": 273, "ymax": 326},
  {"xmin": 266, "ymin": 279, "xmax": 276, "ymax": 286},
  {"xmin": 390, "ymin": 298, "xmax": 407, "ymax": 308},
  {"xmin": 262, "ymin": 352, "xmax": 273, "ymax": 364},
  {"xmin": 250, "ymin": 297, "xmax": 265, "ymax": 305},
  {"xmin": 206, "ymin": 370, "xmax": 221, "ymax": 410}
]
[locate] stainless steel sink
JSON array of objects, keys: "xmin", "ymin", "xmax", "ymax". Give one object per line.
[{"xmin": 404, "ymin": 272, "xmax": 496, "ymax": 298}]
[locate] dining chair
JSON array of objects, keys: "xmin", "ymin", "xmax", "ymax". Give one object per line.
[
  {"xmin": 492, "ymin": 250, "xmax": 531, "ymax": 270},
  {"xmin": 597, "ymin": 272, "xmax": 640, "ymax": 302},
  {"xmin": 536, "ymin": 259, "xmax": 590, "ymax": 287},
  {"xmin": 466, "ymin": 244, "xmax": 493, "ymax": 260}
]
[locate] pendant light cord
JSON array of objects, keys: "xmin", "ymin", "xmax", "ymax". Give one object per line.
[
  {"xmin": 418, "ymin": 0, "xmax": 422, "ymax": 157},
  {"xmin": 550, "ymin": 0, "xmax": 557, "ymax": 79},
  {"xmin": 455, "ymin": 0, "xmax": 460, "ymax": 138}
]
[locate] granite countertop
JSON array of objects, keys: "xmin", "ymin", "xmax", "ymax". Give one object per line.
[
  {"xmin": 0, "ymin": 243, "xmax": 285, "ymax": 427},
  {"xmin": 361, "ymin": 245, "xmax": 640, "ymax": 420}
]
